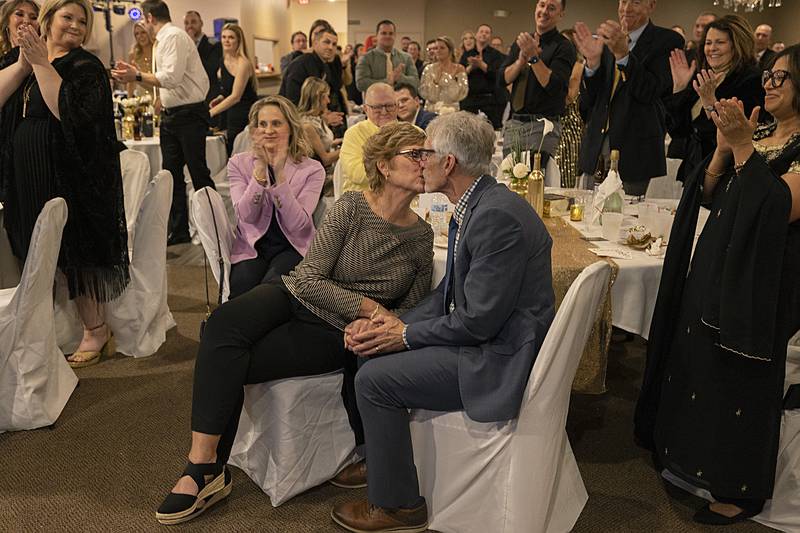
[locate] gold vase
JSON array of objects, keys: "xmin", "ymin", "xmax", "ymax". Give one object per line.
[
  {"xmin": 528, "ymin": 152, "xmax": 545, "ymax": 217},
  {"xmin": 122, "ymin": 109, "xmax": 136, "ymax": 141},
  {"xmin": 509, "ymin": 176, "xmax": 529, "ymax": 198}
]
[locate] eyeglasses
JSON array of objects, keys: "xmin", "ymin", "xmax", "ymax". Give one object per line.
[
  {"xmin": 762, "ymin": 69, "xmax": 792, "ymax": 88},
  {"xmin": 365, "ymin": 103, "xmax": 397, "ymax": 112},
  {"xmin": 397, "ymin": 148, "xmax": 437, "ymax": 162}
]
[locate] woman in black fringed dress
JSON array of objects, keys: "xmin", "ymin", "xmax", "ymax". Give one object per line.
[
  {"xmin": 0, "ymin": 0, "xmax": 128, "ymax": 368},
  {"xmin": 635, "ymin": 45, "xmax": 800, "ymax": 525}
]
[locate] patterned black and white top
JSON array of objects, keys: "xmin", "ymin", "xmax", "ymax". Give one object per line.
[{"xmin": 282, "ymin": 191, "xmax": 434, "ymax": 330}]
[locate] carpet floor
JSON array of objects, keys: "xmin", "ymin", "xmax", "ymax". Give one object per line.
[{"xmin": 0, "ymin": 259, "xmax": 771, "ymax": 532}]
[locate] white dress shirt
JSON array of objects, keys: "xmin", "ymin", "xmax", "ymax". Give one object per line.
[{"xmin": 152, "ymin": 22, "xmax": 209, "ymax": 109}]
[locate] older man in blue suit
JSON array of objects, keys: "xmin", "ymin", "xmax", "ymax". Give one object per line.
[{"xmin": 331, "ymin": 111, "xmax": 555, "ymax": 533}]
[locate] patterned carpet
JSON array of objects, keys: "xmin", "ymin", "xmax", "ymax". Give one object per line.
[{"xmin": 0, "ymin": 253, "xmax": 770, "ymax": 532}]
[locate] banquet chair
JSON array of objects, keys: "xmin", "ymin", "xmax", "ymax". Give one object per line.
[
  {"xmin": 232, "ymin": 126, "xmax": 252, "ymax": 156},
  {"xmin": 191, "ymin": 186, "xmax": 234, "ymax": 304},
  {"xmin": 0, "ymin": 198, "xmax": 78, "ymax": 431},
  {"xmin": 545, "ymin": 157, "xmax": 562, "ymax": 188},
  {"xmin": 105, "ymin": 170, "xmax": 176, "ymax": 357},
  {"xmin": 645, "ymin": 158, "xmax": 683, "ymax": 200},
  {"xmin": 664, "ymin": 329, "xmax": 800, "ymax": 532},
  {"xmin": 333, "ymin": 160, "xmax": 344, "ymax": 200},
  {"xmin": 0, "ymin": 204, "xmax": 20, "ymax": 290},
  {"xmin": 409, "ymin": 261, "xmax": 612, "ymax": 533},
  {"xmin": 120, "ymin": 148, "xmax": 151, "ymax": 252},
  {"xmin": 227, "ymin": 370, "xmax": 356, "ymax": 506}
]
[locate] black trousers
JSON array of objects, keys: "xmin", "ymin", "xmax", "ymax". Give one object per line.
[
  {"xmin": 191, "ymin": 283, "xmax": 350, "ymax": 465},
  {"xmin": 160, "ymin": 103, "xmax": 215, "ymax": 239},
  {"xmin": 229, "ymin": 247, "xmax": 302, "ymax": 300},
  {"xmin": 461, "ymin": 93, "xmax": 504, "ymax": 130}
]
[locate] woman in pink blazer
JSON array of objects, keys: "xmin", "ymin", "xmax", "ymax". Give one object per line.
[{"xmin": 227, "ymin": 96, "xmax": 325, "ymax": 298}]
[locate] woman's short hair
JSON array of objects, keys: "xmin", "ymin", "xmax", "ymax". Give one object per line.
[
  {"xmin": 362, "ymin": 121, "xmax": 426, "ymax": 192},
  {"xmin": 698, "ymin": 14, "xmax": 755, "ymax": 74},
  {"xmin": 38, "ymin": 0, "xmax": 92, "ymax": 43},
  {"xmin": 0, "ymin": 0, "xmax": 39, "ymax": 55},
  {"xmin": 297, "ymin": 77, "xmax": 329, "ymax": 117},
  {"xmin": 247, "ymin": 96, "xmax": 312, "ymax": 162},
  {"xmin": 771, "ymin": 44, "xmax": 800, "ymax": 114},
  {"xmin": 426, "ymin": 111, "xmax": 494, "ymax": 178}
]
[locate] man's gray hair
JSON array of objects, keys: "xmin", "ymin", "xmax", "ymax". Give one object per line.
[{"xmin": 426, "ymin": 112, "xmax": 494, "ymax": 177}]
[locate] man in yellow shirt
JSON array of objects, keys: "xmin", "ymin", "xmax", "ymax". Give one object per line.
[{"xmin": 340, "ymin": 83, "xmax": 398, "ymax": 192}]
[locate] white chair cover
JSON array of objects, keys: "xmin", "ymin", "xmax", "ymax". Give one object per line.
[
  {"xmin": 333, "ymin": 160, "xmax": 344, "ymax": 200},
  {"xmin": 232, "ymin": 126, "xmax": 252, "ymax": 156},
  {"xmin": 663, "ymin": 329, "xmax": 800, "ymax": 532},
  {"xmin": 410, "ymin": 261, "xmax": 612, "ymax": 533},
  {"xmin": 0, "ymin": 205, "xmax": 20, "ymax": 289},
  {"xmin": 313, "ymin": 196, "xmax": 334, "ymax": 229},
  {"xmin": 120, "ymin": 148, "xmax": 151, "ymax": 251},
  {"xmin": 0, "ymin": 198, "xmax": 78, "ymax": 431},
  {"xmin": 228, "ymin": 371, "xmax": 356, "ymax": 506},
  {"xmin": 105, "ymin": 170, "xmax": 175, "ymax": 358},
  {"xmin": 191, "ymin": 187, "xmax": 234, "ymax": 304},
  {"xmin": 545, "ymin": 157, "xmax": 562, "ymax": 188},
  {"xmin": 645, "ymin": 158, "xmax": 684, "ymax": 200}
]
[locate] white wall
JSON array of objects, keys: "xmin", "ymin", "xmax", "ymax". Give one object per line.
[
  {"xmin": 347, "ymin": 0, "xmax": 426, "ymax": 49},
  {"xmin": 289, "ymin": 0, "xmax": 349, "ymax": 45}
]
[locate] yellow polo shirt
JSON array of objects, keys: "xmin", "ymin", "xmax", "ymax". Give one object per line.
[{"xmin": 340, "ymin": 119, "xmax": 380, "ymax": 192}]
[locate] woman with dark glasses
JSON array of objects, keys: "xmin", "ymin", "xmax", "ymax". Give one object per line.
[
  {"xmin": 637, "ymin": 44, "xmax": 800, "ymax": 525},
  {"xmin": 155, "ymin": 121, "xmax": 433, "ymax": 525},
  {"xmin": 665, "ymin": 14, "xmax": 765, "ymax": 179}
]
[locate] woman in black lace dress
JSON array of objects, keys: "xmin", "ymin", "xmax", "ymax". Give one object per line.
[
  {"xmin": 208, "ymin": 23, "xmax": 257, "ymax": 155},
  {"xmin": 636, "ymin": 45, "xmax": 800, "ymax": 525},
  {"xmin": 0, "ymin": 0, "xmax": 128, "ymax": 367}
]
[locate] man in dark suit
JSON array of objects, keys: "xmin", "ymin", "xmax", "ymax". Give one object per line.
[
  {"xmin": 574, "ymin": 0, "xmax": 684, "ymax": 196},
  {"xmin": 184, "ymin": 10, "xmax": 220, "ymax": 103},
  {"xmin": 279, "ymin": 26, "xmax": 338, "ymax": 105},
  {"xmin": 755, "ymin": 24, "xmax": 776, "ymax": 71},
  {"xmin": 330, "ymin": 111, "xmax": 555, "ymax": 532},
  {"xmin": 394, "ymin": 82, "xmax": 437, "ymax": 130}
]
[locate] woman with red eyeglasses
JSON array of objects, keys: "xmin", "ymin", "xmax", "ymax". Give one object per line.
[{"xmin": 638, "ymin": 44, "xmax": 800, "ymax": 525}]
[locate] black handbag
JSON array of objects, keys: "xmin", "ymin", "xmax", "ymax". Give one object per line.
[{"xmin": 199, "ymin": 188, "xmax": 225, "ymax": 338}]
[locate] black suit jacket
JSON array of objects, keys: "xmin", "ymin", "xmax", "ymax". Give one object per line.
[
  {"xmin": 278, "ymin": 52, "xmax": 328, "ymax": 105},
  {"xmin": 579, "ymin": 22, "xmax": 684, "ymax": 182},
  {"xmin": 197, "ymin": 34, "xmax": 222, "ymax": 100},
  {"xmin": 758, "ymin": 48, "xmax": 777, "ymax": 72}
]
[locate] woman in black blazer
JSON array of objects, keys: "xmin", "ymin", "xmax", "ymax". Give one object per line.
[{"xmin": 666, "ymin": 15, "xmax": 765, "ymax": 181}]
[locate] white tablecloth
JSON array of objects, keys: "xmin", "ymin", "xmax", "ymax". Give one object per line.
[{"xmin": 123, "ymin": 135, "xmax": 227, "ymax": 177}]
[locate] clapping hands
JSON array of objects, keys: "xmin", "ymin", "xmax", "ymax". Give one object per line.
[
  {"xmin": 669, "ymin": 49, "xmax": 696, "ymax": 93},
  {"xmin": 710, "ymin": 98, "xmax": 760, "ymax": 150},
  {"xmin": 573, "ymin": 22, "xmax": 604, "ymax": 70},
  {"xmin": 17, "ymin": 24, "xmax": 47, "ymax": 67}
]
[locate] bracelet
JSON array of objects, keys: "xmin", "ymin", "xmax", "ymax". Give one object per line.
[
  {"xmin": 369, "ymin": 304, "xmax": 380, "ymax": 320},
  {"xmin": 734, "ymin": 161, "xmax": 746, "ymax": 174},
  {"xmin": 704, "ymin": 104, "xmax": 716, "ymax": 114},
  {"xmin": 704, "ymin": 168, "xmax": 725, "ymax": 180}
]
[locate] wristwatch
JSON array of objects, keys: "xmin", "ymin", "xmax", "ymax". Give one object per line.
[
  {"xmin": 135, "ymin": 70, "xmax": 142, "ymax": 82},
  {"xmin": 529, "ymin": 56, "xmax": 540, "ymax": 65}
]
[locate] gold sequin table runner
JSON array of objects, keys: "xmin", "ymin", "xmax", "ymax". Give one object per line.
[{"xmin": 544, "ymin": 217, "xmax": 618, "ymax": 394}]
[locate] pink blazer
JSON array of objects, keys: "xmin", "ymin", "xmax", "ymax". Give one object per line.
[{"xmin": 228, "ymin": 152, "xmax": 325, "ymax": 263}]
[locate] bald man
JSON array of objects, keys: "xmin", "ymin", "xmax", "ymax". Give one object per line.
[
  {"xmin": 340, "ymin": 83, "xmax": 398, "ymax": 192},
  {"xmin": 755, "ymin": 24, "xmax": 776, "ymax": 70}
]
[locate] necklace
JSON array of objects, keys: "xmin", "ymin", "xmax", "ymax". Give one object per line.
[{"xmin": 21, "ymin": 74, "xmax": 35, "ymax": 118}]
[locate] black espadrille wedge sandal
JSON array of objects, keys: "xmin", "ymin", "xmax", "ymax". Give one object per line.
[{"xmin": 155, "ymin": 462, "xmax": 231, "ymax": 525}]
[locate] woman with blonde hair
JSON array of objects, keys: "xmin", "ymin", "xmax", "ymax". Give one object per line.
[
  {"xmin": 0, "ymin": 0, "xmax": 129, "ymax": 367},
  {"xmin": 419, "ymin": 36, "xmax": 468, "ymax": 114},
  {"xmin": 209, "ymin": 22, "xmax": 258, "ymax": 154},
  {"xmin": 298, "ymin": 76, "xmax": 340, "ymax": 179},
  {"xmin": 0, "ymin": 0, "xmax": 38, "ymax": 64},
  {"xmin": 125, "ymin": 20, "xmax": 153, "ymax": 97},
  {"xmin": 224, "ymin": 95, "xmax": 325, "ymax": 299},
  {"xmin": 460, "ymin": 30, "xmax": 475, "ymax": 56},
  {"xmin": 156, "ymin": 120, "xmax": 433, "ymax": 524}
]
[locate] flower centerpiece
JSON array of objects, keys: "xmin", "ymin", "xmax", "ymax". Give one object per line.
[{"xmin": 114, "ymin": 94, "xmax": 153, "ymax": 140}]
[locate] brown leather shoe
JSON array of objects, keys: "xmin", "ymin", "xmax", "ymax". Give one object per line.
[
  {"xmin": 331, "ymin": 498, "xmax": 428, "ymax": 533},
  {"xmin": 330, "ymin": 460, "xmax": 367, "ymax": 488}
]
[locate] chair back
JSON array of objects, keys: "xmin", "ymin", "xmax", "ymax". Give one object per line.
[
  {"xmin": 545, "ymin": 157, "xmax": 562, "ymax": 188},
  {"xmin": 522, "ymin": 261, "xmax": 612, "ymax": 414},
  {"xmin": 119, "ymin": 149, "xmax": 151, "ymax": 248},
  {"xmin": 332, "ymin": 160, "xmax": 344, "ymax": 200},
  {"xmin": 4, "ymin": 198, "xmax": 67, "ymax": 320},
  {"xmin": 232, "ymin": 126, "xmax": 252, "ymax": 155},
  {"xmin": 645, "ymin": 157, "xmax": 684, "ymax": 200},
  {"xmin": 105, "ymin": 170, "xmax": 175, "ymax": 357},
  {"xmin": 191, "ymin": 186, "xmax": 234, "ymax": 303}
]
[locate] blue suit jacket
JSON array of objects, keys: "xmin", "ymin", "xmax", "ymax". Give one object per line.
[
  {"xmin": 401, "ymin": 176, "xmax": 555, "ymax": 422},
  {"xmin": 414, "ymin": 109, "xmax": 438, "ymax": 131}
]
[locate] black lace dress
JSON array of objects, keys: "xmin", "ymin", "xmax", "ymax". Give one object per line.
[
  {"xmin": 219, "ymin": 60, "xmax": 257, "ymax": 155},
  {"xmin": 0, "ymin": 47, "xmax": 129, "ymax": 301}
]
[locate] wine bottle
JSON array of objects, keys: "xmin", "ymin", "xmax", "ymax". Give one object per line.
[
  {"xmin": 528, "ymin": 152, "xmax": 545, "ymax": 217},
  {"xmin": 602, "ymin": 149, "xmax": 624, "ymax": 214}
]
